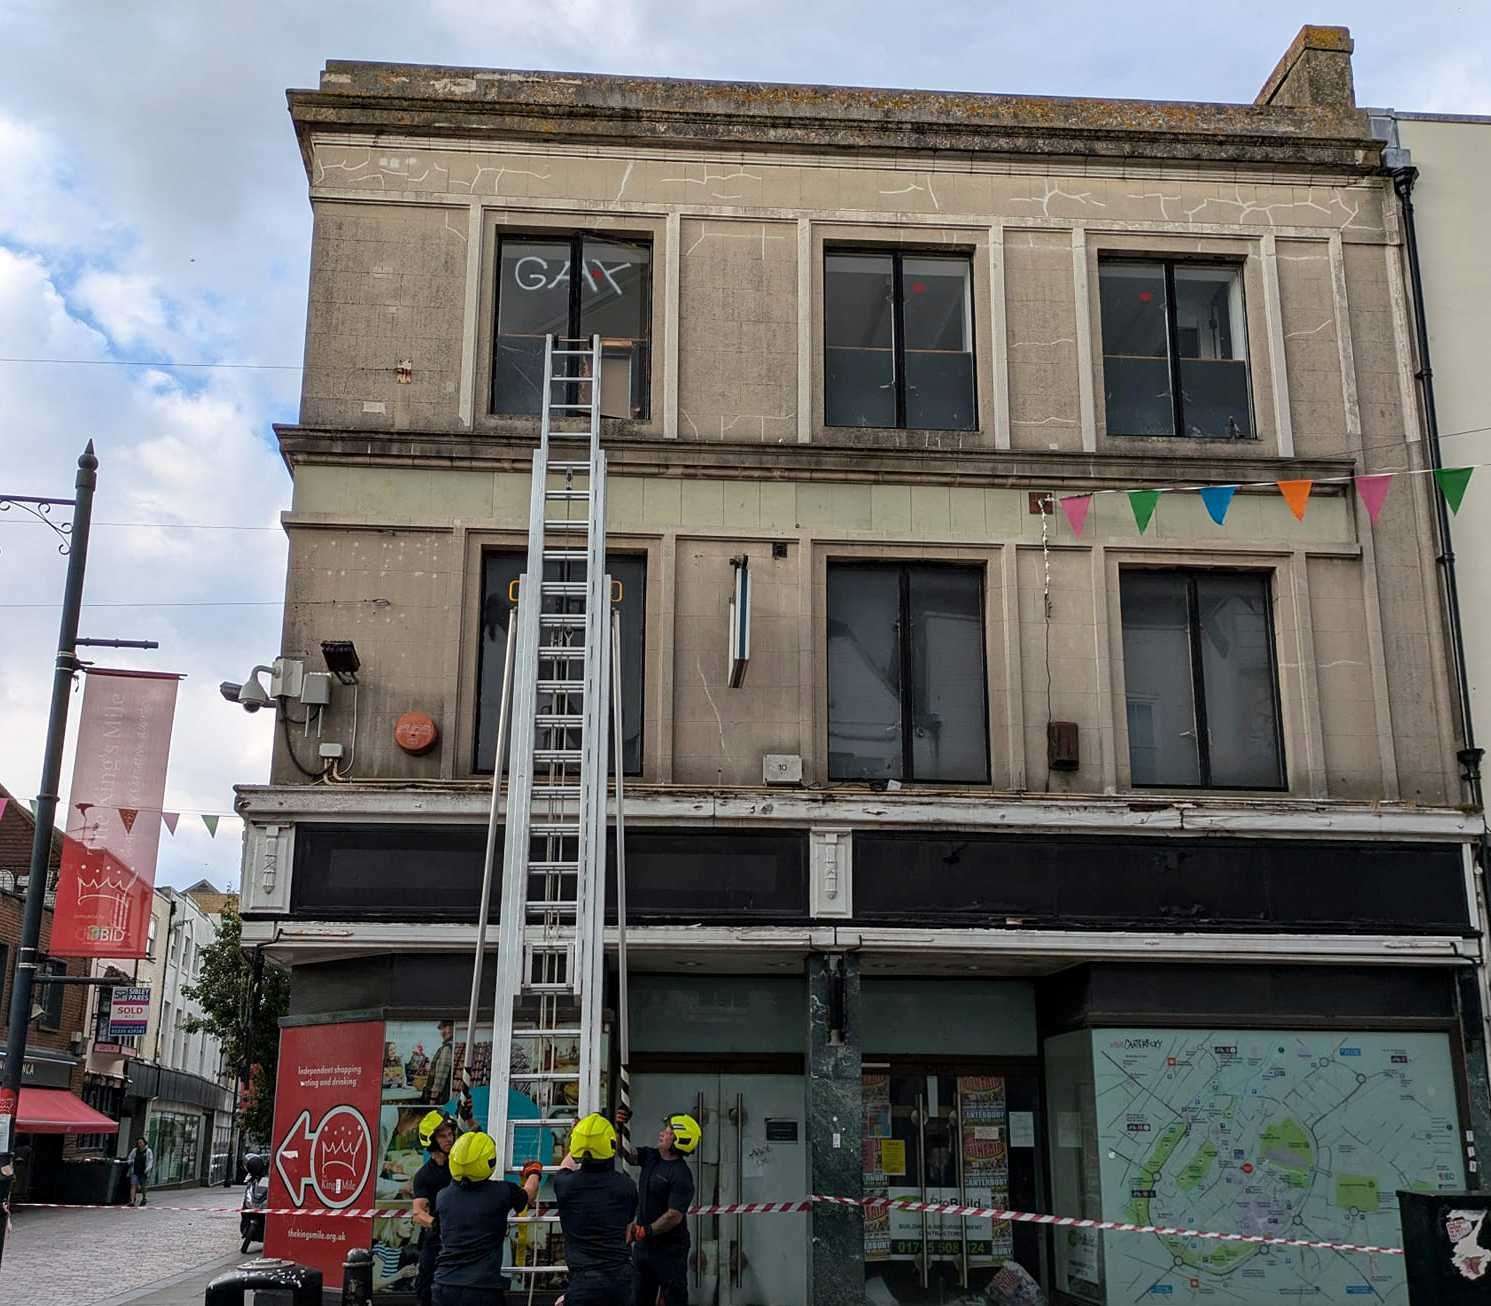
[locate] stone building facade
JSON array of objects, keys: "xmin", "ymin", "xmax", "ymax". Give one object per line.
[{"xmin": 237, "ymin": 27, "xmax": 1489, "ymax": 1304}]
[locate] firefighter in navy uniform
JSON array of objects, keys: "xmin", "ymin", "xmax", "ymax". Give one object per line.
[
  {"xmin": 615, "ymin": 1107, "xmax": 700, "ymax": 1306},
  {"xmin": 432, "ymin": 1131, "xmax": 543, "ymax": 1306},
  {"xmin": 410, "ymin": 1109, "xmax": 468, "ymax": 1306},
  {"xmin": 552, "ymin": 1114, "xmax": 638, "ymax": 1306}
]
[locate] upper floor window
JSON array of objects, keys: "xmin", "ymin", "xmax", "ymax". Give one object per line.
[
  {"xmin": 38, "ymin": 958, "xmax": 66, "ymax": 1030},
  {"xmin": 476, "ymin": 550, "xmax": 646, "ymax": 775},
  {"xmin": 827, "ymin": 562, "xmax": 989, "ymax": 783},
  {"xmin": 1119, "ymin": 570, "xmax": 1284, "ymax": 789},
  {"xmin": 492, "ymin": 234, "xmax": 652, "ymax": 419},
  {"xmin": 825, "ymin": 251, "xmax": 975, "ymax": 431},
  {"xmin": 1099, "ymin": 259, "xmax": 1253, "ymax": 439}
]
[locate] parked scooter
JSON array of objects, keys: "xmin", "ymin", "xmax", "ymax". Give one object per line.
[{"xmin": 240, "ymin": 1154, "xmax": 270, "ymax": 1253}]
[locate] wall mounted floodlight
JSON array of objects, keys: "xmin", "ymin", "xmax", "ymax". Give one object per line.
[{"xmin": 321, "ymin": 640, "xmax": 361, "ymax": 686}]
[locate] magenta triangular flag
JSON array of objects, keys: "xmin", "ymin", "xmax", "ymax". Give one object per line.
[
  {"xmin": 162, "ymin": 811, "xmax": 180, "ymax": 836},
  {"xmin": 0, "ymin": 797, "xmax": 7, "ymax": 823},
  {"xmin": 1355, "ymin": 474, "xmax": 1393, "ymax": 525},
  {"xmin": 1059, "ymin": 495, "xmax": 1093, "ymax": 539}
]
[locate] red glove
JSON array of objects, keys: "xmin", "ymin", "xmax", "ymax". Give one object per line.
[
  {"xmin": 520, "ymin": 1161, "xmax": 544, "ymax": 1184},
  {"xmin": 627, "ymin": 1222, "xmax": 649, "ymax": 1244}
]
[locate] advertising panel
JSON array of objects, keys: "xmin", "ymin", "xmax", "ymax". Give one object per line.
[{"xmin": 265, "ymin": 1019, "xmax": 384, "ymax": 1288}]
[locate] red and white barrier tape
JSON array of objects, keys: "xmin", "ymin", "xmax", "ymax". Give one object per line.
[{"xmin": 12, "ymin": 1196, "xmax": 1403, "ymax": 1256}]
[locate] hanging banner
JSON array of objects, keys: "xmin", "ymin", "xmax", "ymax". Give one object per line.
[
  {"xmin": 265, "ymin": 1019, "xmax": 384, "ymax": 1289},
  {"xmin": 50, "ymin": 669, "xmax": 180, "ymax": 958}
]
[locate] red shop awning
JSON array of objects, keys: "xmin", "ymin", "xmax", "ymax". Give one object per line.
[{"xmin": 17, "ymin": 1088, "xmax": 120, "ymax": 1135}]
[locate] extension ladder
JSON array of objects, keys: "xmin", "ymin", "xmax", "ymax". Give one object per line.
[{"xmin": 485, "ymin": 334, "xmax": 612, "ymax": 1280}]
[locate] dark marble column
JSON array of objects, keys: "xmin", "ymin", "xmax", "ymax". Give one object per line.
[{"xmin": 808, "ymin": 951, "xmax": 864, "ymax": 1306}]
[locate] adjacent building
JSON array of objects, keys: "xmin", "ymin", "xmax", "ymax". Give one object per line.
[{"xmin": 237, "ymin": 27, "xmax": 1489, "ymax": 1303}]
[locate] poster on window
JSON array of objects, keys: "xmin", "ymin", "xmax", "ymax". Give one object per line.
[
  {"xmin": 265, "ymin": 1019, "xmax": 384, "ymax": 1289},
  {"xmin": 959, "ymin": 1075, "xmax": 1013, "ymax": 1261},
  {"xmin": 862, "ymin": 1073, "xmax": 891, "ymax": 1260}
]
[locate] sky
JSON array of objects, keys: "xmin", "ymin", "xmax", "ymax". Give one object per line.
[{"xmin": 0, "ymin": 1, "xmax": 1488, "ymax": 893}]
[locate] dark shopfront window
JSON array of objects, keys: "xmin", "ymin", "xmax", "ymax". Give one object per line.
[
  {"xmin": 1099, "ymin": 258, "xmax": 1253, "ymax": 439},
  {"xmin": 290, "ymin": 824, "xmax": 809, "ymax": 921},
  {"xmin": 1119, "ymin": 569, "xmax": 1284, "ymax": 790},
  {"xmin": 825, "ymin": 251, "xmax": 975, "ymax": 430},
  {"xmin": 492, "ymin": 234, "xmax": 651, "ymax": 418},
  {"xmin": 827, "ymin": 562, "xmax": 989, "ymax": 783},
  {"xmin": 475, "ymin": 550, "xmax": 645, "ymax": 775}
]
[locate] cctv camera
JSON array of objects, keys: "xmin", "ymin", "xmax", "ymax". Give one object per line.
[
  {"xmin": 219, "ymin": 667, "xmax": 274, "ymax": 713},
  {"xmin": 238, "ymin": 666, "xmax": 275, "ymax": 712}
]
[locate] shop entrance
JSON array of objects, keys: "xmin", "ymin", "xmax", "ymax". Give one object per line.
[
  {"xmin": 631, "ymin": 1071, "xmax": 809, "ymax": 1306},
  {"xmin": 862, "ymin": 1062, "xmax": 1044, "ymax": 1305}
]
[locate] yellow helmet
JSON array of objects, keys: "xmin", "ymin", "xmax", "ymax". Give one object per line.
[
  {"xmin": 449, "ymin": 1130, "xmax": 498, "ymax": 1183},
  {"xmin": 664, "ymin": 1112, "xmax": 702, "ymax": 1155},
  {"xmin": 569, "ymin": 1113, "xmax": 618, "ymax": 1162},
  {"xmin": 418, "ymin": 1110, "xmax": 455, "ymax": 1151}
]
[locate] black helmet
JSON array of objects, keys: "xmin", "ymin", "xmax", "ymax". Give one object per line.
[{"xmin": 243, "ymin": 1153, "xmax": 267, "ymax": 1180}]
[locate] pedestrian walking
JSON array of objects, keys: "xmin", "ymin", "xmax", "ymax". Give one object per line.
[{"xmin": 129, "ymin": 1137, "xmax": 153, "ymax": 1208}]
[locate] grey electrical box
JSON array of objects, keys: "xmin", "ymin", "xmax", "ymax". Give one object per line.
[
  {"xmin": 763, "ymin": 754, "xmax": 803, "ymax": 785},
  {"xmin": 270, "ymin": 657, "xmax": 305, "ymax": 700},
  {"xmin": 301, "ymin": 672, "xmax": 332, "ymax": 707},
  {"xmin": 318, "ymin": 742, "xmax": 344, "ymax": 760}
]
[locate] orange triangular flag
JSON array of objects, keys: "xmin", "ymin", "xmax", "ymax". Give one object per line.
[
  {"xmin": 118, "ymin": 807, "xmax": 139, "ymax": 834},
  {"xmin": 1276, "ymin": 479, "xmax": 1313, "ymax": 521}
]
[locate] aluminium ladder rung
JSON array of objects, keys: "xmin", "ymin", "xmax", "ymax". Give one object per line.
[
  {"xmin": 537, "ymin": 647, "xmax": 586, "ymax": 659},
  {"xmin": 540, "ymin": 582, "xmax": 589, "ymax": 596},
  {"xmin": 505, "ymin": 1266, "xmax": 569, "ymax": 1276},
  {"xmin": 535, "ymin": 681, "xmax": 583, "ymax": 692},
  {"xmin": 544, "ymin": 490, "xmax": 590, "ymax": 502},
  {"xmin": 510, "ymin": 1069, "xmax": 582, "ymax": 1082},
  {"xmin": 547, "ymin": 403, "xmax": 595, "ymax": 411},
  {"xmin": 534, "ymin": 714, "xmax": 585, "ymax": 727},
  {"xmin": 527, "ymin": 858, "xmax": 581, "ymax": 872},
  {"xmin": 543, "ymin": 519, "xmax": 589, "ymax": 531},
  {"xmin": 538, "ymin": 613, "xmax": 587, "ymax": 626},
  {"xmin": 547, "ymin": 462, "xmax": 591, "ymax": 473},
  {"xmin": 511, "ymin": 1027, "xmax": 584, "ymax": 1039},
  {"xmin": 531, "ymin": 783, "xmax": 581, "ymax": 796},
  {"xmin": 532, "ymin": 749, "xmax": 583, "ymax": 764}
]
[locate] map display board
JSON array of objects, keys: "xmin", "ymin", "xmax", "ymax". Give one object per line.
[{"xmin": 1086, "ymin": 1028, "xmax": 1466, "ymax": 1303}]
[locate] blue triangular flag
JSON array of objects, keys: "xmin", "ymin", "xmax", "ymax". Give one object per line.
[{"xmin": 1199, "ymin": 485, "xmax": 1236, "ymax": 527}]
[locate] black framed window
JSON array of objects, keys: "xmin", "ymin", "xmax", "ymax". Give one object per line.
[
  {"xmin": 37, "ymin": 958, "xmax": 66, "ymax": 1030},
  {"xmin": 1099, "ymin": 259, "xmax": 1253, "ymax": 439},
  {"xmin": 827, "ymin": 562, "xmax": 989, "ymax": 783},
  {"xmin": 476, "ymin": 550, "xmax": 645, "ymax": 775},
  {"xmin": 492, "ymin": 234, "xmax": 652, "ymax": 418},
  {"xmin": 825, "ymin": 250, "xmax": 975, "ymax": 430},
  {"xmin": 1119, "ymin": 570, "xmax": 1284, "ymax": 789}
]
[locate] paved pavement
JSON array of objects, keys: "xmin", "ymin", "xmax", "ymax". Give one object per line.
[{"xmin": 1, "ymin": 1185, "xmax": 247, "ymax": 1306}]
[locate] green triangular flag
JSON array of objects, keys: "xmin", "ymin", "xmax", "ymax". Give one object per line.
[
  {"xmin": 1435, "ymin": 466, "xmax": 1474, "ymax": 515},
  {"xmin": 1128, "ymin": 489, "xmax": 1161, "ymax": 534},
  {"xmin": 202, "ymin": 814, "xmax": 220, "ymax": 838}
]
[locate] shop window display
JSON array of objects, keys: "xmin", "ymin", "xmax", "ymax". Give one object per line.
[
  {"xmin": 862, "ymin": 1070, "xmax": 1024, "ymax": 1302},
  {"xmin": 372, "ymin": 1016, "xmax": 584, "ymax": 1291}
]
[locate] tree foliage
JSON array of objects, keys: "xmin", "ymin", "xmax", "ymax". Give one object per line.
[{"xmin": 183, "ymin": 904, "xmax": 289, "ymax": 1144}]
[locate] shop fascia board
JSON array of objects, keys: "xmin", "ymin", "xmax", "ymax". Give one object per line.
[
  {"xmin": 238, "ymin": 919, "xmax": 1479, "ymax": 969},
  {"xmin": 233, "ymin": 784, "xmax": 1478, "ymax": 843}
]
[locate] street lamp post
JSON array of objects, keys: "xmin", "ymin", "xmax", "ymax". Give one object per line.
[{"xmin": 0, "ymin": 444, "xmax": 97, "ymax": 1264}]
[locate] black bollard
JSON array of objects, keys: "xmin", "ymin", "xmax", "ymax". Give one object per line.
[
  {"xmin": 1397, "ymin": 1189, "xmax": 1491, "ymax": 1304},
  {"xmin": 203, "ymin": 1258, "xmax": 324, "ymax": 1306},
  {"xmin": 342, "ymin": 1247, "xmax": 373, "ymax": 1306}
]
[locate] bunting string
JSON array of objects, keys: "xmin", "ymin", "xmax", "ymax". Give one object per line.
[{"xmin": 1058, "ymin": 461, "xmax": 1477, "ymax": 538}]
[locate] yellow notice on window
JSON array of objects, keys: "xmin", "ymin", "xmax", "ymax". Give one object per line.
[{"xmin": 879, "ymin": 1138, "xmax": 907, "ymax": 1176}]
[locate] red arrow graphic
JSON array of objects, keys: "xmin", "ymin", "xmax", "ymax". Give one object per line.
[{"xmin": 274, "ymin": 1110, "xmax": 315, "ymax": 1207}]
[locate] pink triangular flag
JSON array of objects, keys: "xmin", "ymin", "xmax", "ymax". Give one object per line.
[
  {"xmin": 1355, "ymin": 474, "xmax": 1393, "ymax": 525},
  {"xmin": 1059, "ymin": 494, "xmax": 1093, "ymax": 539},
  {"xmin": 0, "ymin": 797, "xmax": 7, "ymax": 823},
  {"xmin": 117, "ymin": 807, "xmax": 139, "ymax": 834},
  {"xmin": 162, "ymin": 811, "xmax": 180, "ymax": 836}
]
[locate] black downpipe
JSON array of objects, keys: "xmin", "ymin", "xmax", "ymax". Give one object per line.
[{"xmin": 1392, "ymin": 166, "xmax": 1484, "ymax": 808}]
